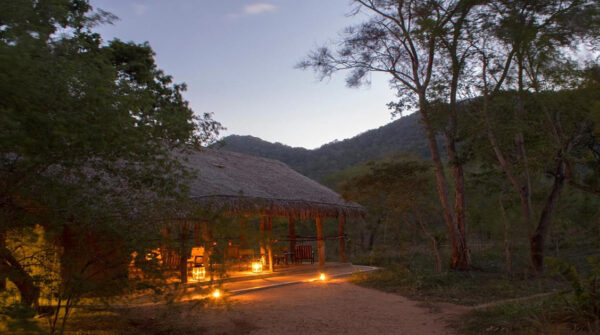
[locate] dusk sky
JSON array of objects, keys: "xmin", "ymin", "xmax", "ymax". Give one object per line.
[{"xmin": 93, "ymin": 1, "xmax": 398, "ymax": 149}]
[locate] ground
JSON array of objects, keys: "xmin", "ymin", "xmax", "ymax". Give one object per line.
[{"xmin": 117, "ymin": 277, "xmax": 465, "ymax": 335}]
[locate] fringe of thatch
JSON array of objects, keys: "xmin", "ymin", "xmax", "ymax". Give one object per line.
[{"xmin": 190, "ymin": 195, "xmax": 365, "ymax": 219}]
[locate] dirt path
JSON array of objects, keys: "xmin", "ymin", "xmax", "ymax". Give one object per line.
[{"xmin": 140, "ymin": 278, "xmax": 464, "ymax": 335}]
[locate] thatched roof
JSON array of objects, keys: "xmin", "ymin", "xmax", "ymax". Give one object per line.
[{"xmin": 183, "ymin": 149, "xmax": 364, "ymax": 219}]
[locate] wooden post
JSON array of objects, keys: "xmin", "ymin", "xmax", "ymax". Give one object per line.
[
  {"xmin": 288, "ymin": 217, "xmax": 296, "ymax": 259},
  {"xmin": 240, "ymin": 217, "xmax": 248, "ymax": 248},
  {"xmin": 316, "ymin": 216, "xmax": 325, "ymax": 266},
  {"xmin": 194, "ymin": 223, "xmax": 200, "ymax": 246},
  {"xmin": 267, "ymin": 216, "xmax": 274, "ymax": 272},
  {"xmin": 179, "ymin": 222, "xmax": 189, "ymax": 284},
  {"xmin": 338, "ymin": 215, "xmax": 347, "ymax": 263},
  {"xmin": 259, "ymin": 216, "xmax": 266, "ymax": 261},
  {"xmin": 159, "ymin": 228, "xmax": 170, "ymax": 266},
  {"xmin": 201, "ymin": 222, "xmax": 211, "ymax": 275}
]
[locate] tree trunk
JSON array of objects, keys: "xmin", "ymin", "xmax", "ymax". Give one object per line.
[
  {"xmin": 530, "ymin": 159, "xmax": 566, "ymax": 273},
  {"xmin": 419, "ymin": 99, "xmax": 467, "ymax": 270},
  {"xmin": 498, "ymin": 195, "xmax": 512, "ymax": 273},
  {"xmin": 481, "ymin": 96, "xmax": 535, "ymax": 268},
  {"xmin": 412, "ymin": 210, "xmax": 442, "ymax": 274},
  {"xmin": 444, "ymin": 125, "xmax": 470, "ymax": 269},
  {"xmin": 0, "ymin": 232, "xmax": 40, "ymax": 308},
  {"xmin": 367, "ymin": 222, "xmax": 379, "ymax": 252}
]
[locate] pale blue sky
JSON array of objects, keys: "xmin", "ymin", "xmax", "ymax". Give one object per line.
[{"xmin": 93, "ymin": 1, "xmax": 397, "ymax": 149}]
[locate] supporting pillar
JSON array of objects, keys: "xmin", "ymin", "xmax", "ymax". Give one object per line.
[
  {"xmin": 194, "ymin": 223, "xmax": 201, "ymax": 246},
  {"xmin": 267, "ymin": 216, "xmax": 274, "ymax": 272},
  {"xmin": 179, "ymin": 222, "xmax": 189, "ymax": 284},
  {"xmin": 240, "ymin": 217, "xmax": 248, "ymax": 248},
  {"xmin": 201, "ymin": 222, "xmax": 212, "ymax": 274},
  {"xmin": 259, "ymin": 216, "xmax": 266, "ymax": 261},
  {"xmin": 288, "ymin": 217, "xmax": 296, "ymax": 257},
  {"xmin": 338, "ymin": 215, "xmax": 347, "ymax": 263},
  {"xmin": 159, "ymin": 228, "xmax": 170, "ymax": 265},
  {"xmin": 316, "ymin": 216, "xmax": 325, "ymax": 266}
]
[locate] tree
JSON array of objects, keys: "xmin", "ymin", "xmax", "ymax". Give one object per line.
[
  {"xmin": 0, "ymin": 0, "xmax": 221, "ymax": 313},
  {"xmin": 470, "ymin": 0, "xmax": 600, "ymax": 273},
  {"xmin": 298, "ymin": 0, "xmax": 476, "ymax": 269},
  {"xmin": 340, "ymin": 156, "xmax": 443, "ymax": 273}
]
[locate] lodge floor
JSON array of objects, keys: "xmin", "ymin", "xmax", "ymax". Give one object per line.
[
  {"xmin": 181, "ymin": 262, "xmax": 377, "ymax": 300},
  {"xmin": 120, "ymin": 262, "xmax": 377, "ymax": 307},
  {"xmin": 185, "ymin": 262, "xmax": 363, "ymax": 286}
]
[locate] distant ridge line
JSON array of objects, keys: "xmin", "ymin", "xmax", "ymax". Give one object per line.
[{"xmin": 218, "ymin": 113, "xmax": 429, "ymax": 180}]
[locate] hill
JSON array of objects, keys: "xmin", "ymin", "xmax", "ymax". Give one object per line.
[{"xmin": 218, "ymin": 113, "xmax": 429, "ymax": 180}]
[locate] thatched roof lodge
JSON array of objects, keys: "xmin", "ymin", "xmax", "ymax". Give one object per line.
[
  {"xmin": 185, "ymin": 149, "xmax": 364, "ymax": 219},
  {"xmin": 165, "ymin": 149, "xmax": 364, "ymax": 283}
]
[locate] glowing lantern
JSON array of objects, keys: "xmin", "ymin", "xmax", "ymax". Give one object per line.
[
  {"xmin": 192, "ymin": 266, "xmax": 205, "ymax": 281},
  {"xmin": 212, "ymin": 289, "xmax": 221, "ymax": 298},
  {"xmin": 319, "ymin": 273, "xmax": 326, "ymax": 281},
  {"xmin": 252, "ymin": 261, "xmax": 263, "ymax": 273}
]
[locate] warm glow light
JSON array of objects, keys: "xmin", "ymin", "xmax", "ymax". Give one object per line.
[
  {"xmin": 319, "ymin": 273, "xmax": 326, "ymax": 281},
  {"xmin": 252, "ymin": 261, "xmax": 263, "ymax": 273},
  {"xmin": 212, "ymin": 289, "xmax": 221, "ymax": 298},
  {"xmin": 192, "ymin": 267, "xmax": 205, "ymax": 281}
]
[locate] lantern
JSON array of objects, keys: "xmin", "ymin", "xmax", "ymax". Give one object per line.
[
  {"xmin": 192, "ymin": 266, "xmax": 205, "ymax": 281},
  {"xmin": 319, "ymin": 273, "xmax": 326, "ymax": 281},
  {"xmin": 212, "ymin": 289, "xmax": 221, "ymax": 298},
  {"xmin": 252, "ymin": 261, "xmax": 263, "ymax": 273}
]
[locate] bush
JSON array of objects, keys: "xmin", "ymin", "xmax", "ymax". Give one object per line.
[{"xmin": 548, "ymin": 256, "xmax": 600, "ymax": 331}]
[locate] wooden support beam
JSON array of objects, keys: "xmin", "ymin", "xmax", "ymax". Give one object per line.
[
  {"xmin": 316, "ymin": 216, "xmax": 325, "ymax": 266},
  {"xmin": 338, "ymin": 215, "xmax": 347, "ymax": 263},
  {"xmin": 179, "ymin": 222, "xmax": 190, "ymax": 284},
  {"xmin": 259, "ymin": 216, "xmax": 266, "ymax": 261},
  {"xmin": 193, "ymin": 223, "xmax": 200, "ymax": 246},
  {"xmin": 288, "ymin": 217, "xmax": 296, "ymax": 256},
  {"xmin": 240, "ymin": 217, "xmax": 248, "ymax": 248},
  {"xmin": 201, "ymin": 222, "xmax": 211, "ymax": 272},
  {"xmin": 267, "ymin": 216, "xmax": 273, "ymax": 272}
]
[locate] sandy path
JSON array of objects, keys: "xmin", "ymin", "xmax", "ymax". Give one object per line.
[{"xmin": 184, "ymin": 278, "xmax": 460, "ymax": 335}]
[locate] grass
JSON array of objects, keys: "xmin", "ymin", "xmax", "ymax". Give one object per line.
[
  {"xmin": 0, "ymin": 299, "xmax": 228, "ymax": 334},
  {"xmin": 451, "ymin": 295, "xmax": 600, "ymax": 334},
  {"xmin": 349, "ymin": 263, "xmax": 567, "ymax": 306},
  {"xmin": 349, "ymin": 249, "xmax": 600, "ymax": 334}
]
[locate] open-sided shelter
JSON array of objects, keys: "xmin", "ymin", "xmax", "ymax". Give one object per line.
[{"xmin": 162, "ymin": 149, "xmax": 364, "ymax": 282}]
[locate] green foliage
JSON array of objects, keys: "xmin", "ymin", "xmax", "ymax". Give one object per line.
[
  {"xmin": 0, "ymin": 1, "xmax": 223, "ymax": 332},
  {"xmin": 549, "ymin": 257, "xmax": 600, "ymax": 327},
  {"xmin": 452, "ymin": 296, "xmax": 565, "ymax": 335},
  {"xmin": 350, "ymin": 255, "xmax": 567, "ymax": 306},
  {"xmin": 0, "ymin": 300, "xmax": 42, "ymax": 334},
  {"xmin": 221, "ymin": 113, "xmax": 431, "ymax": 180}
]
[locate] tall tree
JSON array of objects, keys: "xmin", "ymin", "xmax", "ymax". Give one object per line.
[
  {"xmin": 340, "ymin": 157, "xmax": 443, "ymax": 273},
  {"xmin": 0, "ymin": 0, "xmax": 221, "ymax": 308},
  {"xmin": 470, "ymin": 0, "xmax": 599, "ymax": 273},
  {"xmin": 298, "ymin": 0, "xmax": 474, "ymax": 269}
]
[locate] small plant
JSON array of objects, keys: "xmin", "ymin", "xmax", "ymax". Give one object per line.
[{"xmin": 548, "ymin": 256, "xmax": 600, "ymax": 331}]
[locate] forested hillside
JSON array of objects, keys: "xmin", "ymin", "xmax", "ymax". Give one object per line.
[{"xmin": 220, "ymin": 112, "xmax": 429, "ymax": 179}]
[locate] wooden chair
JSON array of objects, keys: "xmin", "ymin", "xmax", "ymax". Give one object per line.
[
  {"xmin": 187, "ymin": 247, "xmax": 205, "ymax": 266},
  {"xmin": 294, "ymin": 245, "xmax": 314, "ymax": 264},
  {"xmin": 238, "ymin": 249, "xmax": 255, "ymax": 262},
  {"xmin": 225, "ymin": 246, "xmax": 240, "ymax": 266}
]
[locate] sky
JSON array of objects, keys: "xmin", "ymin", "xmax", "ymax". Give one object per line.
[{"xmin": 93, "ymin": 1, "xmax": 398, "ymax": 149}]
